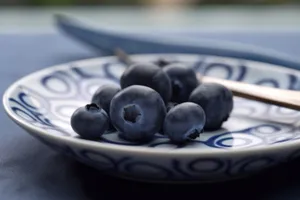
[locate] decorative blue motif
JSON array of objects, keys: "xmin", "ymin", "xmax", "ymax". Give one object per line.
[
  {"xmin": 8, "ymin": 55, "xmax": 300, "ymax": 148},
  {"xmin": 255, "ymin": 79, "xmax": 280, "ymax": 88},
  {"xmin": 6, "ymin": 54, "xmax": 300, "ymax": 182},
  {"xmin": 31, "ymin": 136, "xmax": 286, "ymax": 181},
  {"xmin": 9, "ymin": 91, "xmax": 54, "ymax": 127},
  {"xmin": 203, "ymin": 63, "xmax": 233, "ymax": 79}
]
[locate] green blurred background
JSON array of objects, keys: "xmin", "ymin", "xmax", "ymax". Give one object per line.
[{"xmin": 0, "ymin": 0, "xmax": 299, "ymax": 6}]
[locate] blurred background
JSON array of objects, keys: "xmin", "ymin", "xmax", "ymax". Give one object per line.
[
  {"xmin": 0, "ymin": 0, "xmax": 299, "ymax": 61},
  {"xmin": 0, "ymin": 0, "xmax": 299, "ymax": 6}
]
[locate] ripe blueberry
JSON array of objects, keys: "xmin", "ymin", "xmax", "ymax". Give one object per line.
[
  {"xmin": 189, "ymin": 83, "xmax": 233, "ymax": 130},
  {"xmin": 163, "ymin": 102, "xmax": 206, "ymax": 144},
  {"xmin": 120, "ymin": 63, "xmax": 172, "ymax": 103},
  {"xmin": 163, "ymin": 63, "xmax": 199, "ymax": 103},
  {"xmin": 110, "ymin": 85, "xmax": 166, "ymax": 142},
  {"xmin": 70, "ymin": 103, "xmax": 109, "ymax": 139},
  {"xmin": 91, "ymin": 84, "xmax": 121, "ymax": 116}
]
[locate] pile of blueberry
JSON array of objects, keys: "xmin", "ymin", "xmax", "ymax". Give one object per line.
[{"xmin": 70, "ymin": 59, "xmax": 233, "ymax": 144}]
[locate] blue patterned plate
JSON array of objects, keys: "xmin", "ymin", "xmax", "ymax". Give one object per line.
[{"xmin": 3, "ymin": 54, "xmax": 300, "ymax": 183}]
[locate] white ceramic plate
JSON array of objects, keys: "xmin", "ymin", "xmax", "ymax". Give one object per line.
[{"xmin": 3, "ymin": 54, "xmax": 300, "ymax": 183}]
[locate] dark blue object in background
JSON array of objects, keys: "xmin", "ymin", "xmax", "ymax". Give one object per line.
[{"xmin": 0, "ymin": 32, "xmax": 300, "ymax": 200}]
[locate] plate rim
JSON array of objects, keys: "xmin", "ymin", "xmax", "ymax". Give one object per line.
[{"xmin": 3, "ymin": 53, "xmax": 300, "ymax": 157}]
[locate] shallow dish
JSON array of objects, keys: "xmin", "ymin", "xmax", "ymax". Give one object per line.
[{"xmin": 4, "ymin": 54, "xmax": 300, "ymax": 183}]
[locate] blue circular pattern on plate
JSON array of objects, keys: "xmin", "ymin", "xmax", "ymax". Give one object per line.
[
  {"xmin": 5, "ymin": 54, "xmax": 300, "ymax": 182},
  {"xmin": 8, "ymin": 55, "xmax": 300, "ymax": 148}
]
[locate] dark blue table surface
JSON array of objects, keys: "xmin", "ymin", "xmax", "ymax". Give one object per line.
[{"xmin": 1, "ymin": 31, "xmax": 300, "ymax": 200}]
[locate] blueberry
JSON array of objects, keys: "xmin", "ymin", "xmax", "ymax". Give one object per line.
[
  {"xmin": 156, "ymin": 102, "xmax": 178, "ymax": 135},
  {"xmin": 110, "ymin": 85, "xmax": 166, "ymax": 142},
  {"xmin": 189, "ymin": 83, "xmax": 233, "ymax": 131},
  {"xmin": 120, "ymin": 63, "xmax": 172, "ymax": 103},
  {"xmin": 91, "ymin": 84, "xmax": 121, "ymax": 116},
  {"xmin": 163, "ymin": 63, "xmax": 199, "ymax": 103},
  {"xmin": 70, "ymin": 103, "xmax": 109, "ymax": 139},
  {"xmin": 163, "ymin": 102, "xmax": 206, "ymax": 144}
]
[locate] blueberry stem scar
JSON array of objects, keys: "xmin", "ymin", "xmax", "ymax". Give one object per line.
[
  {"xmin": 184, "ymin": 128, "xmax": 202, "ymax": 140},
  {"xmin": 172, "ymin": 80, "xmax": 182, "ymax": 97},
  {"xmin": 155, "ymin": 58, "xmax": 171, "ymax": 68},
  {"xmin": 86, "ymin": 103, "xmax": 100, "ymax": 111},
  {"xmin": 123, "ymin": 104, "xmax": 141, "ymax": 123},
  {"xmin": 188, "ymin": 129, "xmax": 200, "ymax": 139}
]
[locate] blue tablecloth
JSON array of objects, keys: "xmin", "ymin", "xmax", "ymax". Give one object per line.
[{"xmin": 1, "ymin": 31, "xmax": 300, "ymax": 200}]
